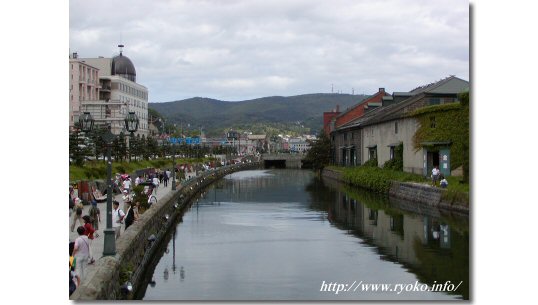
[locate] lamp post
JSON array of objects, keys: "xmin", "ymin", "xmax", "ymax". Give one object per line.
[
  {"xmin": 80, "ymin": 111, "xmax": 138, "ymax": 257},
  {"xmin": 125, "ymin": 112, "xmax": 139, "ymax": 162}
]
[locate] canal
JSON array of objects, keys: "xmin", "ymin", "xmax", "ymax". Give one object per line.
[{"xmin": 140, "ymin": 169, "xmax": 469, "ymax": 300}]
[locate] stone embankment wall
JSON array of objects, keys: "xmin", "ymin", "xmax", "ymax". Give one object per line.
[
  {"xmin": 322, "ymin": 168, "xmax": 469, "ymax": 214},
  {"xmin": 71, "ymin": 162, "xmax": 261, "ymax": 300}
]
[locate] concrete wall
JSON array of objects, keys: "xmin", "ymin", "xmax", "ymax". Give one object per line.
[
  {"xmin": 361, "ymin": 117, "xmax": 423, "ymax": 174},
  {"xmin": 262, "ymin": 154, "xmax": 305, "ymax": 169},
  {"xmin": 71, "ymin": 162, "xmax": 261, "ymax": 300}
]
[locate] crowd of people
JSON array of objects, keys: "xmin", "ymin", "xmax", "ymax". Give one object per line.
[
  {"xmin": 69, "ymin": 164, "xmax": 216, "ymax": 296},
  {"xmin": 69, "ymin": 166, "xmax": 184, "ymax": 295}
]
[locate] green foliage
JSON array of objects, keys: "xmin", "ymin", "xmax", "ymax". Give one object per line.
[
  {"xmin": 304, "ymin": 130, "xmax": 331, "ymax": 170},
  {"xmin": 132, "ymin": 185, "xmax": 149, "ymax": 211},
  {"xmin": 411, "ymin": 100, "xmax": 469, "ymax": 181},
  {"xmin": 342, "ymin": 166, "xmax": 427, "ymax": 193},
  {"xmin": 459, "ymin": 91, "xmax": 470, "ymax": 182},
  {"xmin": 382, "ymin": 143, "xmax": 403, "ymax": 171},
  {"xmin": 362, "ymin": 158, "xmax": 378, "ymax": 167},
  {"xmin": 69, "ymin": 157, "xmax": 215, "ymax": 182},
  {"xmin": 119, "ymin": 262, "xmax": 134, "ymax": 284}
]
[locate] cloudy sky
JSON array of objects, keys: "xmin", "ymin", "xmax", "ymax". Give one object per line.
[{"xmin": 70, "ymin": 0, "xmax": 469, "ymax": 103}]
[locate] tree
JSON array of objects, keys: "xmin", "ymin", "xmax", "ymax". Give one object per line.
[
  {"xmin": 304, "ymin": 130, "xmax": 331, "ymax": 171},
  {"xmin": 118, "ymin": 132, "xmax": 127, "ymax": 162},
  {"xmin": 146, "ymin": 135, "xmax": 158, "ymax": 159},
  {"xmin": 69, "ymin": 128, "xmax": 87, "ymax": 166},
  {"xmin": 90, "ymin": 127, "xmax": 107, "ymax": 161}
]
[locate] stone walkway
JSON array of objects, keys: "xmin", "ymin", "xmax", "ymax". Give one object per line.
[{"xmin": 69, "ymin": 179, "xmax": 176, "ymax": 281}]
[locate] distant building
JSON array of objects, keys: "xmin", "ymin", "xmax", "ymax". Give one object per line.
[
  {"xmin": 289, "ymin": 137, "xmax": 311, "ymax": 153},
  {"xmin": 323, "ymin": 105, "xmax": 340, "ymax": 136},
  {"xmin": 72, "ymin": 45, "xmax": 149, "ymax": 136}
]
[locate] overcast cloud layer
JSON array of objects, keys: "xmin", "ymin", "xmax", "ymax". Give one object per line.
[{"xmin": 70, "ymin": 0, "xmax": 469, "ymax": 103}]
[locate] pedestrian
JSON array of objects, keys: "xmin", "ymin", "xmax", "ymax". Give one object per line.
[
  {"xmin": 431, "ymin": 166, "xmax": 440, "ymax": 186},
  {"xmin": 71, "ymin": 198, "xmax": 84, "ymax": 232},
  {"xmin": 135, "ymin": 175, "xmax": 141, "ymax": 186},
  {"xmin": 124, "ymin": 202, "xmax": 135, "ymax": 231},
  {"xmin": 82, "ymin": 215, "xmax": 97, "ymax": 264},
  {"xmin": 69, "ymin": 186, "xmax": 74, "ymax": 214},
  {"xmin": 112, "ymin": 200, "xmax": 125, "ymax": 239},
  {"xmin": 159, "ymin": 171, "xmax": 164, "ymax": 184},
  {"xmin": 440, "ymin": 175, "xmax": 448, "ymax": 188},
  {"xmin": 163, "ymin": 170, "xmax": 169, "ymax": 187},
  {"xmin": 69, "ymin": 241, "xmax": 80, "ymax": 296},
  {"xmin": 123, "ymin": 177, "xmax": 131, "ymax": 194},
  {"xmin": 72, "ymin": 226, "xmax": 90, "ymax": 281},
  {"xmin": 122, "ymin": 189, "xmax": 132, "ymax": 212},
  {"xmin": 88, "ymin": 200, "xmax": 101, "ymax": 231},
  {"xmin": 152, "ymin": 175, "xmax": 160, "ymax": 195}
]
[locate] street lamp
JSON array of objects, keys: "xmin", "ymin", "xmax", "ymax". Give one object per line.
[
  {"xmin": 80, "ymin": 111, "xmax": 138, "ymax": 256},
  {"xmin": 79, "ymin": 112, "xmax": 94, "ymax": 132},
  {"xmin": 125, "ymin": 112, "xmax": 139, "ymax": 162}
]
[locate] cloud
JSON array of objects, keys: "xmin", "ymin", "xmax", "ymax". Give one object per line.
[{"xmin": 70, "ymin": 0, "xmax": 469, "ymax": 102}]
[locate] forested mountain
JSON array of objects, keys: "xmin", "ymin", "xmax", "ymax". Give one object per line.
[{"xmin": 149, "ymin": 93, "xmax": 366, "ymax": 136}]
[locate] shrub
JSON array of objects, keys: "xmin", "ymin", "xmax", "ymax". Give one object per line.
[
  {"xmin": 362, "ymin": 158, "xmax": 378, "ymax": 167},
  {"xmin": 343, "ymin": 166, "xmax": 426, "ymax": 193},
  {"xmin": 383, "ymin": 158, "xmax": 403, "ymax": 171}
]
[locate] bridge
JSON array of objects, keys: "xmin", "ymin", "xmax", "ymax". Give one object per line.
[{"xmin": 261, "ymin": 153, "xmax": 307, "ymax": 169}]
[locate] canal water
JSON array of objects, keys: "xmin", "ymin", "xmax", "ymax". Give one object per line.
[{"xmin": 141, "ymin": 169, "xmax": 469, "ymax": 301}]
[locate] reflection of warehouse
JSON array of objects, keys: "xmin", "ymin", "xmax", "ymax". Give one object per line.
[{"xmin": 329, "ymin": 188, "xmax": 453, "ymax": 267}]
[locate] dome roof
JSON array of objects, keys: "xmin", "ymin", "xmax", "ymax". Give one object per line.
[{"xmin": 111, "ymin": 52, "xmax": 136, "ymax": 82}]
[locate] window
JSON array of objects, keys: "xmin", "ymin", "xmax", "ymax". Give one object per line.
[
  {"xmin": 395, "ymin": 121, "xmax": 398, "ymax": 134},
  {"xmin": 390, "ymin": 146, "xmax": 395, "ymax": 160},
  {"xmin": 430, "ymin": 116, "xmax": 436, "ymax": 128},
  {"xmin": 368, "ymin": 147, "xmax": 377, "ymax": 160},
  {"xmin": 429, "ymin": 98, "xmax": 440, "ymax": 105},
  {"xmin": 351, "ymin": 132, "xmax": 354, "ymax": 140},
  {"xmin": 343, "ymin": 133, "xmax": 347, "ymax": 141}
]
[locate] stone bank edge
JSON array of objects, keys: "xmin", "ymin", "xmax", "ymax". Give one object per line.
[{"xmin": 322, "ymin": 168, "xmax": 469, "ymax": 214}]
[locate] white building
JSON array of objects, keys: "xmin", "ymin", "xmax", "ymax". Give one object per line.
[
  {"xmin": 70, "ymin": 46, "xmax": 149, "ymax": 136},
  {"xmin": 288, "ymin": 137, "xmax": 311, "ymax": 153}
]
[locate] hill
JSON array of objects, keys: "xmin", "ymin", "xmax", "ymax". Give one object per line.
[{"xmin": 149, "ymin": 93, "xmax": 366, "ymax": 136}]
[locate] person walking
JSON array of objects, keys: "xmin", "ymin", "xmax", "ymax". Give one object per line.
[
  {"xmin": 122, "ymin": 177, "xmax": 131, "ymax": 194},
  {"xmin": 70, "ymin": 198, "xmax": 84, "ymax": 232},
  {"xmin": 72, "ymin": 226, "xmax": 90, "ymax": 281},
  {"xmin": 88, "ymin": 200, "xmax": 101, "ymax": 231},
  {"xmin": 152, "ymin": 175, "xmax": 160, "ymax": 195},
  {"xmin": 163, "ymin": 170, "xmax": 169, "ymax": 187},
  {"xmin": 82, "ymin": 215, "xmax": 97, "ymax": 264},
  {"xmin": 124, "ymin": 202, "xmax": 135, "ymax": 231},
  {"xmin": 112, "ymin": 200, "xmax": 125, "ymax": 239}
]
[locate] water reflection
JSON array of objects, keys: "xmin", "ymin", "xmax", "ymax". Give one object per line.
[
  {"xmin": 317, "ymin": 176, "xmax": 469, "ymax": 299},
  {"xmin": 142, "ymin": 169, "xmax": 468, "ymax": 300}
]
